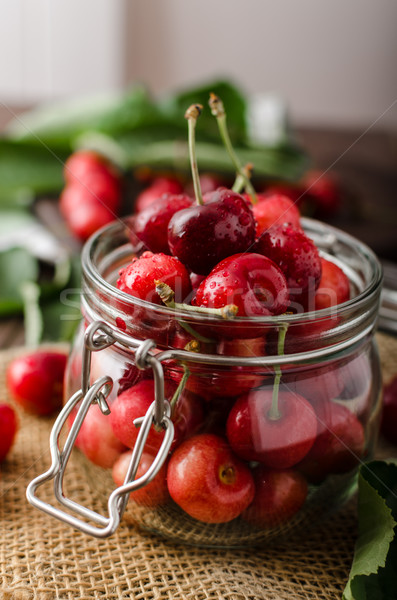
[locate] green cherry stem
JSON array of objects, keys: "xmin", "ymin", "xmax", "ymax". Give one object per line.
[
  {"xmin": 209, "ymin": 93, "xmax": 258, "ymax": 204},
  {"xmin": 170, "ymin": 364, "xmax": 191, "ymax": 412},
  {"xmin": 232, "ymin": 163, "xmax": 254, "ymax": 194},
  {"xmin": 185, "ymin": 104, "xmax": 204, "ymax": 206},
  {"xmin": 155, "ymin": 280, "xmax": 239, "ymax": 319},
  {"xmin": 268, "ymin": 322, "xmax": 289, "ymax": 421}
]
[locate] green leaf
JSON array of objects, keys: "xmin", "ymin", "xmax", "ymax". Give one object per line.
[
  {"xmin": 343, "ymin": 460, "xmax": 397, "ymax": 600},
  {"xmin": 117, "ymin": 134, "xmax": 309, "ymax": 181},
  {"xmin": 40, "ymin": 293, "xmax": 81, "ymax": 343},
  {"xmin": 0, "ymin": 247, "xmax": 39, "ymax": 315},
  {"xmin": 7, "ymin": 86, "xmax": 160, "ymax": 147},
  {"xmin": 0, "ymin": 138, "xmax": 66, "ymax": 202},
  {"xmin": 159, "ymin": 79, "xmax": 248, "ymax": 143},
  {"xmin": 40, "ymin": 256, "xmax": 82, "ymax": 342}
]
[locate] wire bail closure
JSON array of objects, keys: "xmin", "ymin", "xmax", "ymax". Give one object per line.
[{"xmin": 26, "ymin": 320, "xmax": 174, "ymax": 538}]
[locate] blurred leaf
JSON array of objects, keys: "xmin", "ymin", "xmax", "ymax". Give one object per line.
[
  {"xmin": 117, "ymin": 134, "xmax": 309, "ymax": 181},
  {"xmin": 0, "ymin": 247, "xmax": 39, "ymax": 315},
  {"xmin": 0, "ymin": 139, "xmax": 66, "ymax": 202},
  {"xmin": 343, "ymin": 460, "xmax": 397, "ymax": 600},
  {"xmin": 41, "ymin": 292, "xmax": 81, "ymax": 342},
  {"xmin": 159, "ymin": 79, "xmax": 248, "ymax": 143},
  {"xmin": 7, "ymin": 86, "xmax": 160, "ymax": 147},
  {"xmin": 40, "ymin": 255, "xmax": 82, "ymax": 342}
]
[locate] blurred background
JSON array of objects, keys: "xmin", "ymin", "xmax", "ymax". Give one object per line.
[
  {"xmin": 1, "ymin": 0, "xmax": 397, "ymax": 130},
  {"xmin": 0, "ymin": 0, "xmax": 396, "ymax": 345}
]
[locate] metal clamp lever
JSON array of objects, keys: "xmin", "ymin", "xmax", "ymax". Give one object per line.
[{"xmin": 26, "ymin": 376, "xmax": 174, "ymax": 538}]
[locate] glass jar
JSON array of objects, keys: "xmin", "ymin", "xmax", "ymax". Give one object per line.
[{"xmin": 33, "ymin": 217, "xmax": 383, "ymax": 546}]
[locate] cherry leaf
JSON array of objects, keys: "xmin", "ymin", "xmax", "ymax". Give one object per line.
[{"xmin": 343, "ymin": 460, "xmax": 397, "ymax": 600}]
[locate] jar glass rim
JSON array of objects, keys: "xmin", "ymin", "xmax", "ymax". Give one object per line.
[{"xmin": 81, "ymin": 217, "xmax": 383, "ymax": 326}]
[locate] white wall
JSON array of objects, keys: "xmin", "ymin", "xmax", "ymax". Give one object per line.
[
  {"xmin": 1, "ymin": 0, "xmax": 396, "ymax": 130},
  {"xmin": 126, "ymin": 0, "xmax": 397, "ymax": 130},
  {"xmin": 0, "ymin": 0, "xmax": 125, "ymax": 103}
]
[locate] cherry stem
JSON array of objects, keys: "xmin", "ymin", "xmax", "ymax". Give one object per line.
[
  {"xmin": 209, "ymin": 93, "xmax": 258, "ymax": 204},
  {"xmin": 170, "ymin": 364, "xmax": 191, "ymax": 412},
  {"xmin": 155, "ymin": 280, "xmax": 239, "ymax": 319},
  {"xmin": 232, "ymin": 163, "xmax": 254, "ymax": 194},
  {"xmin": 268, "ymin": 322, "xmax": 288, "ymax": 421},
  {"xmin": 185, "ymin": 104, "xmax": 204, "ymax": 206}
]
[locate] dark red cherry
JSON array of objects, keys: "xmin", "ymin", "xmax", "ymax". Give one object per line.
[
  {"xmin": 297, "ymin": 400, "xmax": 365, "ymax": 482},
  {"xmin": 254, "ymin": 223, "xmax": 322, "ymax": 312},
  {"xmin": 133, "ymin": 193, "xmax": 193, "ymax": 254},
  {"xmin": 168, "ymin": 187, "xmax": 256, "ymax": 275}
]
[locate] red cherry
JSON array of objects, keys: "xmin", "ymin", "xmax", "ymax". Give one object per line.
[
  {"xmin": 297, "ymin": 400, "xmax": 365, "ymax": 482},
  {"xmin": 112, "ymin": 449, "xmax": 170, "ymax": 507},
  {"xmin": 63, "ymin": 150, "xmax": 120, "ymax": 190},
  {"xmin": 226, "ymin": 389, "xmax": 317, "ymax": 469},
  {"xmin": 133, "ymin": 193, "xmax": 193, "ymax": 254},
  {"xmin": 242, "ymin": 466, "xmax": 308, "ymax": 528},
  {"xmin": 288, "ymin": 363, "xmax": 345, "ymax": 405},
  {"xmin": 168, "ymin": 187, "xmax": 256, "ymax": 275},
  {"xmin": 254, "ymin": 223, "xmax": 322, "ymax": 312},
  {"xmin": 0, "ymin": 404, "xmax": 18, "ymax": 462},
  {"xmin": 110, "ymin": 379, "xmax": 204, "ymax": 453},
  {"xmin": 60, "ymin": 186, "xmax": 116, "ymax": 241},
  {"xmin": 117, "ymin": 251, "xmax": 192, "ymax": 305},
  {"xmin": 380, "ymin": 376, "xmax": 397, "ymax": 444},
  {"xmin": 135, "ymin": 176, "xmax": 184, "ymax": 212},
  {"xmin": 6, "ymin": 351, "xmax": 67, "ymax": 416},
  {"xmin": 314, "ymin": 258, "xmax": 350, "ymax": 311},
  {"xmin": 299, "ymin": 170, "xmax": 341, "ymax": 217},
  {"xmin": 167, "ymin": 433, "xmax": 255, "ymax": 523},
  {"xmin": 194, "ymin": 252, "xmax": 289, "ymax": 317},
  {"xmin": 74, "ymin": 404, "xmax": 126, "ymax": 469},
  {"xmin": 251, "ymin": 193, "xmax": 301, "ymax": 236}
]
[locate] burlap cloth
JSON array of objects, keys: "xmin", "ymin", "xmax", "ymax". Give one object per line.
[{"xmin": 0, "ymin": 333, "xmax": 396, "ymax": 600}]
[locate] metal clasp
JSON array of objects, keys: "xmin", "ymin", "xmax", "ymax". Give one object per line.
[{"xmin": 26, "ymin": 321, "xmax": 174, "ymax": 538}]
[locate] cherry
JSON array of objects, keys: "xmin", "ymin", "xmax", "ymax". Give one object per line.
[
  {"xmin": 251, "ymin": 193, "xmax": 301, "ymax": 235},
  {"xmin": 6, "ymin": 351, "xmax": 67, "ymax": 416},
  {"xmin": 60, "ymin": 186, "xmax": 116, "ymax": 241},
  {"xmin": 194, "ymin": 253, "xmax": 289, "ymax": 318},
  {"xmin": 296, "ymin": 400, "xmax": 365, "ymax": 482},
  {"xmin": 380, "ymin": 376, "xmax": 397, "ymax": 444},
  {"xmin": 254, "ymin": 222, "xmax": 322, "ymax": 312},
  {"xmin": 110, "ymin": 379, "xmax": 204, "ymax": 453},
  {"xmin": 167, "ymin": 433, "xmax": 255, "ymax": 523},
  {"xmin": 175, "ymin": 336, "xmax": 265, "ymax": 400},
  {"xmin": 112, "ymin": 449, "xmax": 170, "ymax": 507},
  {"xmin": 135, "ymin": 176, "xmax": 183, "ymax": 213},
  {"xmin": 168, "ymin": 186, "xmax": 256, "ymax": 275},
  {"xmin": 167, "ymin": 105, "xmax": 256, "ymax": 275},
  {"xmin": 117, "ymin": 251, "xmax": 192, "ymax": 305},
  {"xmin": 299, "ymin": 170, "xmax": 341, "ymax": 217},
  {"xmin": 313, "ymin": 258, "xmax": 350, "ymax": 311},
  {"xmin": 288, "ymin": 363, "xmax": 345, "ymax": 405},
  {"xmin": 133, "ymin": 193, "xmax": 193, "ymax": 254},
  {"xmin": 74, "ymin": 403, "xmax": 126, "ymax": 469},
  {"xmin": 0, "ymin": 404, "xmax": 18, "ymax": 462},
  {"xmin": 242, "ymin": 466, "xmax": 308, "ymax": 528},
  {"xmin": 60, "ymin": 149, "xmax": 122, "ymax": 241},
  {"xmin": 226, "ymin": 388, "xmax": 317, "ymax": 469},
  {"xmin": 63, "ymin": 149, "xmax": 120, "ymax": 194}
]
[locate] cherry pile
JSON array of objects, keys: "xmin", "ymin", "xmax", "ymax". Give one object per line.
[{"xmin": 64, "ymin": 96, "xmax": 375, "ymax": 533}]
